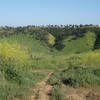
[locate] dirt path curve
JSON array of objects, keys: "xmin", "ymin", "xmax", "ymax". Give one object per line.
[{"xmin": 30, "ymin": 72, "xmax": 53, "ymax": 100}]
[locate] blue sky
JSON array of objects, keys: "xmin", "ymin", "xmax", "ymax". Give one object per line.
[{"xmin": 0, "ymin": 0, "xmax": 100, "ymax": 26}]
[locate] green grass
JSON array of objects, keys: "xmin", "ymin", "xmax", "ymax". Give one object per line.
[
  {"xmin": 48, "ymin": 66, "xmax": 100, "ymax": 88},
  {"xmin": 0, "ymin": 32, "xmax": 97, "ymax": 70},
  {"xmin": 0, "ymin": 40, "xmax": 47, "ymax": 100},
  {"xmin": 48, "ymin": 50, "xmax": 100, "ymax": 98},
  {"xmin": 62, "ymin": 32, "xmax": 96, "ymax": 54},
  {"xmin": 65, "ymin": 50, "xmax": 100, "ymax": 68},
  {"xmin": 61, "ymin": 66, "xmax": 100, "ymax": 87},
  {"xmin": 0, "ymin": 31, "xmax": 99, "ymax": 100},
  {"xmin": 0, "ymin": 34, "xmax": 63, "ymax": 69},
  {"xmin": 0, "ymin": 34, "xmax": 51, "ymax": 54},
  {"xmin": 0, "ymin": 69, "xmax": 47, "ymax": 100},
  {"xmin": 47, "ymin": 70, "xmax": 62, "ymax": 85},
  {"xmin": 51, "ymin": 85, "xmax": 64, "ymax": 100}
]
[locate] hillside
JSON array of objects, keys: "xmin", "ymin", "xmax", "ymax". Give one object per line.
[
  {"xmin": 0, "ymin": 25, "xmax": 100, "ymax": 100},
  {"xmin": 62, "ymin": 32, "xmax": 96, "ymax": 54},
  {"xmin": 0, "ymin": 34, "xmax": 50, "ymax": 54}
]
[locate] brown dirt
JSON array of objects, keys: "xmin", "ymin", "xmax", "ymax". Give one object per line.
[
  {"xmin": 62, "ymin": 85, "xmax": 100, "ymax": 100},
  {"xmin": 30, "ymin": 72, "xmax": 53, "ymax": 100},
  {"xmin": 86, "ymin": 91, "xmax": 100, "ymax": 100}
]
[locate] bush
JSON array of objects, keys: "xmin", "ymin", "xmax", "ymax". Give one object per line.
[
  {"xmin": 0, "ymin": 41, "xmax": 47, "ymax": 100},
  {"xmin": 51, "ymin": 85, "xmax": 64, "ymax": 100},
  {"xmin": 45, "ymin": 33, "xmax": 55, "ymax": 46},
  {"xmin": 0, "ymin": 42, "xmax": 30, "ymax": 68},
  {"xmin": 0, "ymin": 68, "xmax": 46, "ymax": 100},
  {"xmin": 66, "ymin": 50, "xmax": 100, "ymax": 68},
  {"xmin": 49, "ymin": 65, "xmax": 100, "ymax": 88},
  {"xmin": 82, "ymin": 51, "xmax": 100, "ymax": 67},
  {"xmin": 47, "ymin": 71, "xmax": 62, "ymax": 86},
  {"xmin": 61, "ymin": 66, "xmax": 100, "ymax": 87}
]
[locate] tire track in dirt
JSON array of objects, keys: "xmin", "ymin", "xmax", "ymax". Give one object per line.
[{"xmin": 30, "ymin": 72, "xmax": 53, "ymax": 100}]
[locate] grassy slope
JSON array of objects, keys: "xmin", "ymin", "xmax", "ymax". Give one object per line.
[
  {"xmin": 0, "ymin": 40, "xmax": 47, "ymax": 100},
  {"xmin": 0, "ymin": 32, "xmax": 97, "ymax": 69},
  {"xmin": 62, "ymin": 32, "xmax": 96, "ymax": 54},
  {"xmin": 0, "ymin": 31, "xmax": 100, "ymax": 100},
  {"xmin": 0, "ymin": 34, "xmax": 50, "ymax": 54},
  {"xmin": 0, "ymin": 31, "xmax": 96, "ymax": 55},
  {"xmin": 0, "ymin": 34, "xmax": 62, "ymax": 69}
]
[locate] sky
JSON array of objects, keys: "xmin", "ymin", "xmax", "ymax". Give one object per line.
[{"xmin": 0, "ymin": 0, "xmax": 100, "ymax": 26}]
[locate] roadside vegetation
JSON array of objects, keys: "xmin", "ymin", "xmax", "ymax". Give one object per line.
[{"xmin": 0, "ymin": 25, "xmax": 100, "ymax": 100}]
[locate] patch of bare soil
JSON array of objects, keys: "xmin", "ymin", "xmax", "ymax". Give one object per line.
[
  {"xmin": 62, "ymin": 85, "xmax": 100, "ymax": 100},
  {"xmin": 86, "ymin": 91, "xmax": 100, "ymax": 100},
  {"xmin": 30, "ymin": 72, "xmax": 52, "ymax": 100}
]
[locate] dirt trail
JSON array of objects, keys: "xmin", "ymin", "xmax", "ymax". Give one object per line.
[{"xmin": 30, "ymin": 72, "xmax": 52, "ymax": 100}]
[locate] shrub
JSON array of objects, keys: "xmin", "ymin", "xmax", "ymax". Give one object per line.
[
  {"xmin": 61, "ymin": 66, "xmax": 100, "ymax": 87},
  {"xmin": 47, "ymin": 71, "xmax": 62, "ymax": 86},
  {"xmin": 45, "ymin": 33, "xmax": 55, "ymax": 46},
  {"xmin": 0, "ymin": 42, "xmax": 30, "ymax": 68},
  {"xmin": 51, "ymin": 85, "xmax": 64, "ymax": 100},
  {"xmin": 82, "ymin": 51, "xmax": 100, "ymax": 67},
  {"xmin": 0, "ymin": 41, "xmax": 47, "ymax": 100}
]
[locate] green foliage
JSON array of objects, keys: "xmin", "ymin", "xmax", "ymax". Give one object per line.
[
  {"xmin": 62, "ymin": 32, "xmax": 96, "ymax": 54},
  {"xmin": 61, "ymin": 66, "xmax": 100, "ymax": 87},
  {"xmin": 51, "ymin": 85, "xmax": 64, "ymax": 100},
  {"xmin": 0, "ymin": 25, "xmax": 100, "ymax": 99},
  {"xmin": 85, "ymin": 31, "xmax": 96, "ymax": 48},
  {"xmin": 0, "ymin": 66, "xmax": 46, "ymax": 100},
  {"xmin": 0, "ymin": 70, "xmax": 46, "ymax": 100},
  {"xmin": 82, "ymin": 50, "xmax": 100, "ymax": 67},
  {"xmin": 0, "ymin": 34, "xmax": 51, "ymax": 54},
  {"xmin": 66, "ymin": 50, "xmax": 100, "ymax": 68},
  {"xmin": 45, "ymin": 33, "xmax": 55, "ymax": 46},
  {"xmin": 48, "ymin": 71, "xmax": 62, "ymax": 85},
  {"xmin": 0, "ymin": 41, "xmax": 47, "ymax": 100},
  {"xmin": 0, "ymin": 25, "xmax": 99, "ymax": 51},
  {"xmin": 49, "ymin": 66, "xmax": 100, "ymax": 88},
  {"xmin": 48, "ymin": 50, "xmax": 100, "ymax": 89}
]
